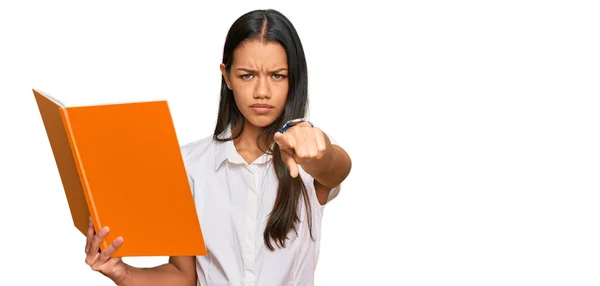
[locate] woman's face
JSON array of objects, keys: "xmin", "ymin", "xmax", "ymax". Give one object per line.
[{"xmin": 221, "ymin": 39, "xmax": 289, "ymax": 129}]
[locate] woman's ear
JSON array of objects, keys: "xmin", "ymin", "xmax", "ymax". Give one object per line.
[{"xmin": 220, "ymin": 63, "xmax": 232, "ymax": 90}]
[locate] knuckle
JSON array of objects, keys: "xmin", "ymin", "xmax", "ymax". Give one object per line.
[
  {"xmin": 318, "ymin": 150, "xmax": 326, "ymax": 159},
  {"xmin": 86, "ymin": 255, "xmax": 96, "ymax": 264}
]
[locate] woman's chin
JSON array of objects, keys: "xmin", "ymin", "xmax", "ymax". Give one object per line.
[{"xmin": 246, "ymin": 117, "xmax": 279, "ymax": 129}]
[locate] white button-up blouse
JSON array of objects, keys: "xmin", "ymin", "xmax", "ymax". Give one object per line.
[{"xmin": 180, "ymin": 127, "xmax": 340, "ymax": 286}]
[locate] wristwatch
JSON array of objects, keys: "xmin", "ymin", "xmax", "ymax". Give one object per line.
[{"xmin": 278, "ymin": 118, "xmax": 313, "ymax": 133}]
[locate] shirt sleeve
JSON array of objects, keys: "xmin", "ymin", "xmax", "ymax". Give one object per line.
[{"xmin": 180, "ymin": 145, "xmax": 195, "ymax": 198}]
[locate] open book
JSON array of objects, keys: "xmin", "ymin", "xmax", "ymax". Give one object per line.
[{"xmin": 33, "ymin": 88, "xmax": 206, "ymax": 257}]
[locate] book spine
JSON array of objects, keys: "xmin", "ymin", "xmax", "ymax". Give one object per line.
[{"xmin": 59, "ymin": 108, "xmax": 107, "ymax": 250}]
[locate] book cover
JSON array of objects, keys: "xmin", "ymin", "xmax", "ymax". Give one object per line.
[{"xmin": 33, "ymin": 88, "xmax": 207, "ymax": 257}]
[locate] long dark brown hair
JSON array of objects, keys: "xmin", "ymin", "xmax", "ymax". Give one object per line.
[{"xmin": 213, "ymin": 9, "xmax": 313, "ymax": 250}]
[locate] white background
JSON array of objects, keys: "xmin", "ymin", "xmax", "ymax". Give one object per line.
[{"xmin": 1, "ymin": 0, "xmax": 599, "ymax": 285}]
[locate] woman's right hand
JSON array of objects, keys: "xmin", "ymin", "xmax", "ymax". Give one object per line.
[{"xmin": 85, "ymin": 217, "xmax": 129, "ymax": 285}]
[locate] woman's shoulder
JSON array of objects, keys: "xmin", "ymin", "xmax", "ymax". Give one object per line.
[{"xmin": 180, "ymin": 134, "xmax": 217, "ymax": 165}]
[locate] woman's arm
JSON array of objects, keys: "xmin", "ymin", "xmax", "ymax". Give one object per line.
[
  {"xmin": 119, "ymin": 256, "xmax": 196, "ymax": 286},
  {"xmin": 274, "ymin": 123, "xmax": 352, "ymax": 204},
  {"xmin": 301, "ymin": 134, "xmax": 351, "ymax": 190}
]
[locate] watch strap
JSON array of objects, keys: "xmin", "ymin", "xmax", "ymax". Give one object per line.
[{"xmin": 278, "ymin": 118, "xmax": 313, "ymax": 133}]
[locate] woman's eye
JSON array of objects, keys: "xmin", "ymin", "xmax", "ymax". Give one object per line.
[
  {"xmin": 241, "ymin": 74, "xmax": 254, "ymax": 80},
  {"xmin": 272, "ymin": 74, "xmax": 286, "ymax": 80}
]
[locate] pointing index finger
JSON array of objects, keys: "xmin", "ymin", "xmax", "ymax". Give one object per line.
[{"xmin": 274, "ymin": 132, "xmax": 294, "ymax": 151}]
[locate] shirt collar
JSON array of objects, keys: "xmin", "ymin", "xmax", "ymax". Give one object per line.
[{"xmin": 214, "ymin": 125, "xmax": 273, "ymax": 170}]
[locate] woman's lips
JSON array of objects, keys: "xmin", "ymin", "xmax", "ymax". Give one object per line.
[{"xmin": 251, "ymin": 104, "xmax": 273, "ymax": 114}]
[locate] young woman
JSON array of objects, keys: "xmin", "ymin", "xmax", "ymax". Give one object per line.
[{"xmin": 83, "ymin": 9, "xmax": 351, "ymax": 286}]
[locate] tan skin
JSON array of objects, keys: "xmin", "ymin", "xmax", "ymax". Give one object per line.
[{"xmin": 84, "ymin": 39, "xmax": 352, "ymax": 286}]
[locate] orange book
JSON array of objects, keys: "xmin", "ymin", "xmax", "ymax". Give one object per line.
[{"xmin": 33, "ymin": 88, "xmax": 207, "ymax": 257}]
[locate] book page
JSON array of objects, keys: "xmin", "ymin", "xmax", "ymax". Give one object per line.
[{"xmin": 34, "ymin": 89, "xmax": 66, "ymax": 107}]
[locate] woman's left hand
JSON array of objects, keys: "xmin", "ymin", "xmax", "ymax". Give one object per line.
[{"xmin": 274, "ymin": 122, "xmax": 330, "ymax": 178}]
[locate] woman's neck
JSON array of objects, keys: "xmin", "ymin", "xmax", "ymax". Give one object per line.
[{"xmin": 233, "ymin": 121, "xmax": 268, "ymax": 164}]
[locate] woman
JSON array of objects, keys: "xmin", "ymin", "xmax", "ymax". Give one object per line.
[{"xmin": 84, "ymin": 9, "xmax": 351, "ymax": 286}]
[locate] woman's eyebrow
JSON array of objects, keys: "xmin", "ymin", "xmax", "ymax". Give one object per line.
[
  {"xmin": 236, "ymin": 68, "xmax": 256, "ymax": 73},
  {"xmin": 235, "ymin": 68, "xmax": 288, "ymax": 73}
]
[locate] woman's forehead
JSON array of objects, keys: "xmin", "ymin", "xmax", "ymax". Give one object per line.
[{"xmin": 232, "ymin": 40, "xmax": 288, "ymax": 68}]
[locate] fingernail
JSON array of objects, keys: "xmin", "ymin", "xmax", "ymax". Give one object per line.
[
  {"xmin": 115, "ymin": 237, "xmax": 123, "ymax": 244},
  {"xmin": 101, "ymin": 226, "xmax": 109, "ymax": 234}
]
